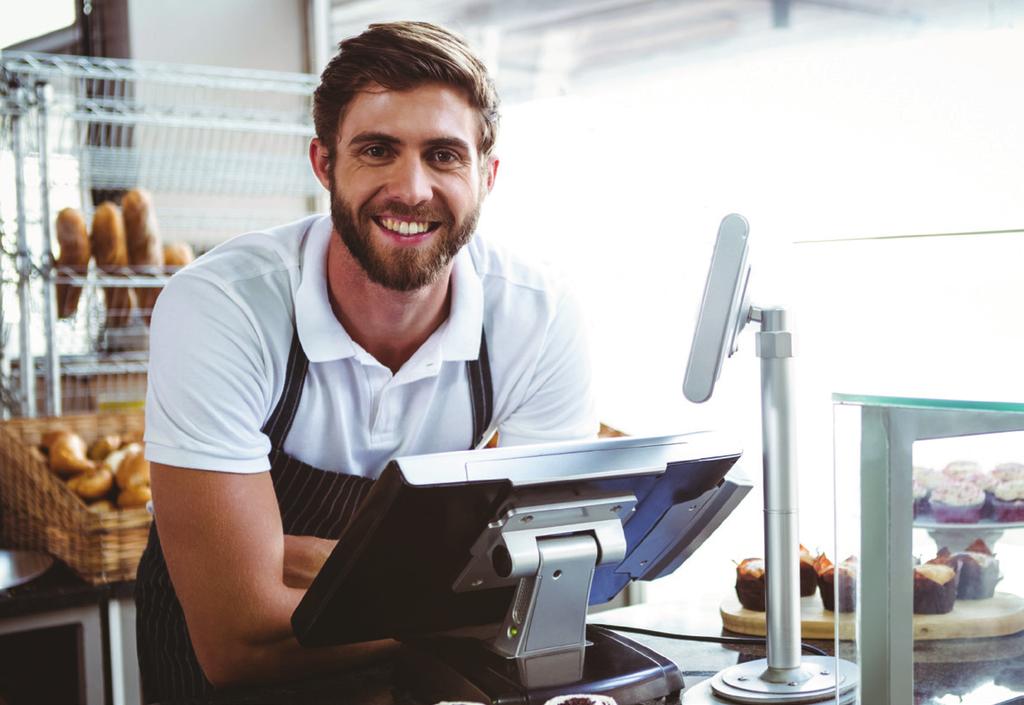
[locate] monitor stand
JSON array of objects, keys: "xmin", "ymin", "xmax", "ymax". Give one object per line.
[{"xmin": 398, "ymin": 495, "xmax": 684, "ymax": 705}]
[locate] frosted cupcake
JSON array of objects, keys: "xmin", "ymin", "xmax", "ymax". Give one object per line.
[
  {"xmin": 943, "ymin": 460, "xmax": 982, "ymax": 482},
  {"xmin": 992, "ymin": 480, "xmax": 1024, "ymax": 522},
  {"xmin": 913, "ymin": 466, "xmax": 946, "ymax": 491},
  {"xmin": 993, "ymin": 462, "xmax": 1024, "ymax": 484},
  {"xmin": 929, "ymin": 481, "xmax": 985, "ymax": 523},
  {"xmin": 912, "ymin": 480, "xmax": 930, "ymax": 517}
]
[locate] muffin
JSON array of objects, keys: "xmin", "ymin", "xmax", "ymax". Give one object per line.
[
  {"xmin": 735, "ymin": 558, "xmax": 766, "ymax": 611},
  {"xmin": 815, "ymin": 554, "xmax": 856, "ymax": 613},
  {"xmin": 929, "ymin": 481, "xmax": 986, "ymax": 523},
  {"xmin": 799, "ymin": 545, "xmax": 817, "ymax": 597},
  {"xmin": 992, "ymin": 462, "xmax": 1024, "ymax": 484},
  {"xmin": 914, "ymin": 563, "xmax": 959, "ymax": 614},
  {"xmin": 992, "ymin": 480, "xmax": 1024, "ymax": 522},
  {"xmin": 930, "ymin": 539, "xmax": 1000, "ymax": 600}
]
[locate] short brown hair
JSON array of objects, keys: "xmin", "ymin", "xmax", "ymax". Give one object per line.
[{"xmin": 313, "ymin": 21, "xmax": 500, "ymax": 160}]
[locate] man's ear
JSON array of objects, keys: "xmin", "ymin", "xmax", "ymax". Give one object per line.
[
  {"xmin": 484, "ymin": 155, "xmax": 499, "ymax": 193},
  {"xmin": 309, "ymin": 138, "xmax": 332, "ymax": 191}
]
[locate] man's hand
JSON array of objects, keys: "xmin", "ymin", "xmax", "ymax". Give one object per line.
[{"xmin": 283, "ymin": 535, "xmax": 338, "ymax": 589}]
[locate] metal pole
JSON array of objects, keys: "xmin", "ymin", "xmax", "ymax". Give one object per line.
[
  {"xmin": 756, "ymin": 306, "xmax": 804, "ymax": 679},
  {"xmin": 36, "ymin": 80, "xmax": 62, "ymax": 417},
  {"xmin": 11, "ymin": 89, "xmax": 37, "ymax": 417}
]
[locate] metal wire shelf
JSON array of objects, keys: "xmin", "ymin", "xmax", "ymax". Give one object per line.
[{"xmin": 0, "ymin": 51, "xmax": 323, "ymax": 417}]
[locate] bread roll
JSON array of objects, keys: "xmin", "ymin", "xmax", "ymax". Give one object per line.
[
  {"xmin": 88, "ymin": 499, "xmax": 116, "ymax": 513},
  {"xmin": 117, "ymin": 484, "xmax": 152, "ymax": 509},
  {"xmin": 48, "ymin": 431, "xmax": 97, "ymax": 475},
  {"xmin": 90, "ymin": 202, "xmax": 134, "ymax": 327},
  {"xmin": 100, "ymin": 442, "xmax": 142, "ymax": 475},
  {"xmin": 163, "ymin": 242, "xmax": 195, "ymax": 268},
  {"xmin": 70, "ymin": 467, "xmax": 114, "ymax": 500},
  {"xmin": 116, "ymin": 448, "xmax": 150, "ymax": 490},
  {"xmin": 87, "ymin": 434, "xmax": 122, "ymax": 461},
  {"xmin": 122, "ymin": 189, "xmax": 164, "ymax": 320},
  {"xmin": 55, "ymin": 208, "xmax": 90, "ymax": 318}
]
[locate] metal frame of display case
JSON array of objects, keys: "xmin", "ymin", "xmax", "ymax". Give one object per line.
[
  {"xmin": 0, "ymin": 51, "xmax": 321, "ymax": 418},
  {"xmin": 834, "ymin": 394, "xmax": 1024, "ymax": 705}
]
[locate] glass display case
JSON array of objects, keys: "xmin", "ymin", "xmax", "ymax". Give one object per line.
[{"xmin": 834, "ymin": 394, "xmax": 1024, "ymax": 705}]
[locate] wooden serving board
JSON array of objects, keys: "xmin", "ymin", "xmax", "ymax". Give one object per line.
[{"xmin": 720, "ymin": 592, "xmax": 1024, "ymax": 641}]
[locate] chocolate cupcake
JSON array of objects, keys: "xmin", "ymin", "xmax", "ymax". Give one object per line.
[
  {"xmin": 799, "ymin": 545, "xmax": 817, "ymax": 597},
  {"xmin": 815, "ymin": 554, "xmax": 856, "ymax": 613},
  {"xmin": 929, "ymin": 481, "xmax": 986, "ymax": 523},
  {"xmin": 992, "ymin": 480, "xmax": 1024, "ymax": 522},
  {"xmin": 735, "ymin": 558, "xmax": 766, "ymax": 611},
  {"xmin": 913, "ymin": 563, "xmax": 959, "ymax": 614},
  {"xmin": 931, "ymin": 539, "xmax": 1000, "ymax": 599}
]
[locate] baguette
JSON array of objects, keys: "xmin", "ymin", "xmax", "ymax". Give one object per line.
[
  {"xmin": 55, "ymin": 208, "xmax": 90, "ymax": 318},
  {"xmin": 90, "ymin": 201, "xmax": 134, "ymax": 327},
  {"xmin": 122, "ymin": 189, "xmax": 164, "ymax": 321},
  {"xmin": 163, "ymin": 242, "xmax": 195, "ymax": 268}
]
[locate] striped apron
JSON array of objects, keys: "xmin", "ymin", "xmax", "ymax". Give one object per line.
[{"xmin": 135, "ymin": 328, "xmax": 494, "ymax": 702}]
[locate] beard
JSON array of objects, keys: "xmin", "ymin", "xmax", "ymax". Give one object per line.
[{"xmin": 329, "ymin": 174, "xmax": 482, "ymax": 292}]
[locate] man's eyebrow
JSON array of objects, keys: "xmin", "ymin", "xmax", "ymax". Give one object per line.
[
  {"xmin": 348, "ymin": 131, "xmax": 401, "ymax": 147},
  {"xmin": 424, "ymin": 136, "xmax": 471, "ymax": 153}
]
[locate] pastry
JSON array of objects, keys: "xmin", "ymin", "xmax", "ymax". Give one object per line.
[
  {"xmin": 117, "ymin": 483, "xmax": 152, "ymax": 509},
  {"xmin": 87, "ymin": 434, "xmax": 122, "ymax": 461},
  {"xmin": 116, "ymin": 448, "xmax": 150, "ymax": 490},
  {"xmin": 815, "ymin": 554, "xmax": 856, "ymax": 613},
  {"xmin": 929, "ymin": 481, "xmax": 985, "ymax": 523},
  {"xmin": 68, "ymin": 467, "xmax": 114, "ymax": 500},
  {"xmin": 992, "ymin": 480, "xmax": 1024, "ymax": 522},
  {"xmin": 48, "ymin": 431, "xmax": 97, "ymax": 475},
  {"xmin": 799, "ymin": 545, "xmax": 817, "ymax": 597},
  {"xmin": 163, "ymin": 242, "xmax": 195, "ymax": 268},
  {"xmin": 913, "ymin": 563, "xmax": 958, "ymax": 614},
  {"xmin": 54, "ymin": 208, "xmax": 90, "ymax": 318},
  {"xmin": 735, "ymin": 558, "xmax": 766, "ymax": 611}
]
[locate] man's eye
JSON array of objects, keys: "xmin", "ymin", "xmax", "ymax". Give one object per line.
[
  {"xmin": 430, "ymin": 149, "xmax": 461, "ymax": 165},
  {"xmin": 363, "ymin": 145, "xmax": 392, "ymax": 159}
]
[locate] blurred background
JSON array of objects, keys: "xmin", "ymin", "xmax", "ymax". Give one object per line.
[{"xmin": 3, "ymin": 0, "xmax": 1024, "ymax": 604}]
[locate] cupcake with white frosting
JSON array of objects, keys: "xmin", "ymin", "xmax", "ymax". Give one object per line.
[
  {"xmin": 993, "ymin": 462, "xmax": 1024, "ymax": 484},
  {"xmin": 992, "ymin": 479, "xmax": 1024, "ymax": 522},
  {"xmin": 943, "ymin": 460, "xmax": 982, "ymax": 482},
  {"xmin": 930, "ymin": 481, "xmax": 985, "ymax": 523},
  {"xmin": 914, "ymin": 466, "xmax": 946, "ymax": 491}
]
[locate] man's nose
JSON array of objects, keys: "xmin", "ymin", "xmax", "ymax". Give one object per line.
[{"xmin": 386, "ymin": 157, "xmax": 433, "ymax": 206}]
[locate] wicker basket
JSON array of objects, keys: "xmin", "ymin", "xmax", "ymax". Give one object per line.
[{"xmin": 0, "ymin": 411, "xmax": 151, "ymax": 584}]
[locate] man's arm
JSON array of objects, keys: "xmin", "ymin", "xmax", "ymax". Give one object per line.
[{"xmin": 151, "ymin": 463, "xmax": 396, "ymax": 688}]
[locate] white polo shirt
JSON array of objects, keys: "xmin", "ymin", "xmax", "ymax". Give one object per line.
[{"xmin": 144, "ymin": 214, "xmax": 598, "ymax": 478}]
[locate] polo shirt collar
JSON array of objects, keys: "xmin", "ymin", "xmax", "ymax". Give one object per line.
[{"xmin": 295, "ymin": 216, "xmax": 484, "ymax": 365}]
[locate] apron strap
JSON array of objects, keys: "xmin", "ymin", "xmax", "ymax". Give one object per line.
[{"xmin": 263, "ymin": 327, "xmax": 494, "ymax": 451}]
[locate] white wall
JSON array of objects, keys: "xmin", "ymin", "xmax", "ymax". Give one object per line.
[
  {"xmin": 126, "ymin": 0, "xmax": 308, "ymax": 72},
  {"xmin": 477, "ymin": 26, "xmax": 1024, "ymax": 602}
]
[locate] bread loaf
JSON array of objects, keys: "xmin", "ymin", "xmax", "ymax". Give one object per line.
[
  {"xmin": 122, "ymin": 189, "xmax": 164, "ymax": 320},
  {"xmin": 90, "ymin": 202, "xmax": 134, "ymax": 327},
  {"xmin": 55, "ymin": 208, "xmax": 90, "ymax": 318}
]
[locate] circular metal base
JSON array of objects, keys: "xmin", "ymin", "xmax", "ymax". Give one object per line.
[{"xmin": 705, "ymin": 657, "xmax": 858, "ymax": 704}]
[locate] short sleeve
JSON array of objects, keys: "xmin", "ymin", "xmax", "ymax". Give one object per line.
[
  {"xmin": 497, "ymin": 289, "xmax": 599, "ymax": 446},
  {"xmin": 144, "ymin": 273, "xmax": 274, "ymax": 472}
]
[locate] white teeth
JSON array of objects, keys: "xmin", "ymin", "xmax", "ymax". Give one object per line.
[{"xmin": 380, "ymin": 217, "xmax": 430, "ymax": 235}]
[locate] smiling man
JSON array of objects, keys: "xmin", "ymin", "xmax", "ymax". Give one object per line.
[{"xmin": 134, "ymin": 21, "xmax": 598, "ymax": 702}]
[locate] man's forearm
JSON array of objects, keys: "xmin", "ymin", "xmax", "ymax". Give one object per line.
[{"xmin": 283, "ymin": 534, "xmax": 337, "ymax": 589}]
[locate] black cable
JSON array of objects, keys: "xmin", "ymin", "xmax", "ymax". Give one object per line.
[{"xmin": 590, "ymin": 623, "xmax": 829, "ymax": 657}]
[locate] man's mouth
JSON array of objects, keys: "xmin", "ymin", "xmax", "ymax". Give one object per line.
[{"xmin": 373, "ymin": 216, "xmax": 442, "ymax": 237}]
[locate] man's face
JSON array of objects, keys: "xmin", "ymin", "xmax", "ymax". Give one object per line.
[{"xmin": 325, "ymin": 83, "xmax": 497, "ymax": 292}]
